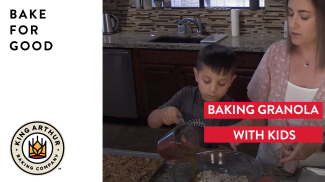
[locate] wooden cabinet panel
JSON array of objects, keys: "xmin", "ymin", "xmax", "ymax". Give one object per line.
[
  {"xmin": 132, "ymin": 49, "xmax": 146, "ymax": 117},
  {"xmin": 227, "ymin": 69, "xmax": 255, "ymax": 102},
  {"xmin": 143, "ymin": 65, "xmax": 178, "ymax": 115},
  {"xmin": 178, "ymin": 66, "xmax": 198, "ymax": 89},
  {"xmin": 141, "ymin": 49, "xmax": 199, "ymax": 65},
  {"xmin": 235, "ymin": 52, "xmax": 264, "ymax": 69}
]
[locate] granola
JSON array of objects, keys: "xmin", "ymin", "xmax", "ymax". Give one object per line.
[
  {"xmin": 197, "ymin": 170, "xmax": 249, "ymax": 182},
  {"xmin": 103, "ymin": 155, "xmax": 164, "ymax": 182}
]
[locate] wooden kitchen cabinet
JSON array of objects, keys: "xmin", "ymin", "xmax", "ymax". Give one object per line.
[
  {"xmin": 228, "ymin": 69, "xmax": 256, "ymax": 102},
  {"xmin": 132, "ymin": 49, "xmax": 264, "ymax": 118},
  {"xmin": 178, "ymin": 66, "xmax": 198, "ymax": 88},
  {"xmin": 143, "ymin": 65, "xmax": 178, "ymax": 115},
  {"xmin": 140, "ymin": 49, "xmax": 198, "ymax": 65}
]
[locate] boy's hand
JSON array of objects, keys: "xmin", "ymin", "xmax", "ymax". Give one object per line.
[{"xmin": 161, "ymin": 107, "xmax": 181, "ymax": 125}]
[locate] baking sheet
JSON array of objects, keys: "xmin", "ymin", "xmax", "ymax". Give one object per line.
[
  {"xmin": 103, "ymin": 148, "xmax": 166, "ymax": 182},
  {"xmin": 296, "ymin": 166, "xmax": 325, "ymax": 182}
]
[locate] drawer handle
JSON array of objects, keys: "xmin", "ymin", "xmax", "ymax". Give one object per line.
[{"xmin": 171, "ymin": 56, "xmax": 180, "ymax": 60}]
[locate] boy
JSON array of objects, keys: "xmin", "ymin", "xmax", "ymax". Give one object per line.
[{"xmin": 148, "ymin": 43, "xmax": 242, "ymax": 150}]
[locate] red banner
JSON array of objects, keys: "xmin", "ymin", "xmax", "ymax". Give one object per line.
[
  {"xmin": 204, "ymin": 102, "xmax": 323, "ymax": 119},
  {"xmin": 204, "ymin": 126, "xmax": 323, "ymax": 143}
]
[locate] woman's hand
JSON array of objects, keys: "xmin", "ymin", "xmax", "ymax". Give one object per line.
[{"xmin": 279, "ymin": 143, "xmax": 322, "ymax": 163}]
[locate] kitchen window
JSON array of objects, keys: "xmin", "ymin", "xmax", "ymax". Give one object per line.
[{"xmin": 153, "ymin": 0, "xmax": 265, "ymax": 8}]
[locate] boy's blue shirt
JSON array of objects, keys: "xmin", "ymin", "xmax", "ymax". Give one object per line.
[{"xmin": 159, "ymin": 86, "xmax": 242, "ymax": 149}]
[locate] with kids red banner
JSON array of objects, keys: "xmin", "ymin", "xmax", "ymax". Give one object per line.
[{"xmin": 203, "ymin": 102, "xmax": 324, "ymax": 143}]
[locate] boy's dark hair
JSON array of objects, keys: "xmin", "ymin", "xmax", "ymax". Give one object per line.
[{"xmin": 196, "ymin": 43, "xmax": 237, "ymax": 75}]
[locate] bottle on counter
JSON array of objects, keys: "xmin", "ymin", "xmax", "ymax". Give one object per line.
[
  {"xmin": 135, "ymin": 0, "xmax": 141, "ymax": 10},
  {"xmin": 143, "ymin": 0, "xmax": 152, "ymax": 10}
]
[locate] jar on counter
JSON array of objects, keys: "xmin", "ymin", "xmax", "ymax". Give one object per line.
[
  {"xmin": 143, "ymin": 0, "xmax": 152, "ymax": 10},
  {"xmin": 154, "ymin": 0, "xmax": 163, "ymax": 10},
  {"xmin": 164, "ymin": 0, "xmax": 171, "ymax": 10}
]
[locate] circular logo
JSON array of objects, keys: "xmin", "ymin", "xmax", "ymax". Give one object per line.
[{"xmin": 11, "ymin": 121, "xmax": 64, "ymax": 175}]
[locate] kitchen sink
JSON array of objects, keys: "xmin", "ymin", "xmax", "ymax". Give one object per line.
[{"xmin": 149, "ymin": 36, "xmax": 204, "ymax": 44}]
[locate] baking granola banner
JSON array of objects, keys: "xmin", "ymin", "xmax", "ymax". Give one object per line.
[{"xmin": 204, "ymin": 102, "xmax": 323, "ymax": 119}]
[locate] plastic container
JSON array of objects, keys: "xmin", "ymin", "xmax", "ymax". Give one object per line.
[{"xmin": 157, "ymin": 116, "xmax": 199, "ymax": 163}]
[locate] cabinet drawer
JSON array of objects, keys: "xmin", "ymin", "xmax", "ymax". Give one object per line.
[
  {"xmin": 140, "ymin": 49, "xmax": 199, "ymax": 65},
  {"xmin": 235, "ymin": 69, "xmax": 255, "ymax": 78},
  {"xmin": 235, "ymin": 52, "xmax": 264, "ymax": 69}
]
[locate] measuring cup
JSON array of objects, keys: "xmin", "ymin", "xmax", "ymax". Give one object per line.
[{"xmin": 157, "ymin": 116, "xmax": 200, "ymax": 163}]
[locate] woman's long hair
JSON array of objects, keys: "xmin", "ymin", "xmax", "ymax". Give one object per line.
[{"xmin": 285, "ymin": 0, "xmax": 325, "ymax": 69}]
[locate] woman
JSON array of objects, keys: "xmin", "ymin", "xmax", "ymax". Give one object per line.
[{"xmin": 231, "ymin": 0, "xmax": 325, "ymax": 174}]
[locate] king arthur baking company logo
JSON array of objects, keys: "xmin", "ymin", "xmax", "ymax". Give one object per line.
[{"xmin": 10, "ymin": 121, "xmax": 64, "ymax": 175}]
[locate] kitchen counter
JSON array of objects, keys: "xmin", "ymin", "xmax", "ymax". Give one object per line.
[
  {"xmin": 103, "ymin": 32, "xmax": 285, "ymax": 52},
  {"xmin": 103, "ymin": 148, "xmax": 298, "ymax": 182},
  {"xmin": 150, "ymin": 161, "xmax": 298, "ymax": 182}
]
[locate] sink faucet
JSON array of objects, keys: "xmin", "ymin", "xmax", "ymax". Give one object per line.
[{"xmin": 177, "ymin": 13, "xmax": 202, "ymax": 36}]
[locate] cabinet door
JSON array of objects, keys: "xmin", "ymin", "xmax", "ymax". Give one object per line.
[
  {"xmin": 143, "ymin": 65, "xmax": 178, "ymax": 115},
  {"xmin": 179, "ymin": 66, "xmax": 198, "ymax": 89},
  {"xmin": 227, "ymin": 69, "xmax": 255, "ymax": 102},
  {"xmin": 235, "ymin": 52, "xmax": 264, "ymax": 69}
]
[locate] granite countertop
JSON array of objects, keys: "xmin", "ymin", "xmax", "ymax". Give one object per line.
[
  {"xmin": 149, "ymin": 161, "xmax": 298, "ymax": 182},
  {"xmin": 103, "ymin": 32, "xmax": 285, "ymax": 52},
  {"xmin": 103, "ymin": 148, "xmax": 298, "ymax": 182}
]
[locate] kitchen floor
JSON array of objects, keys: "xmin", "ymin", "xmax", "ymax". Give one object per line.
[{"xmin": 103, "ymin": 116, "xmax": 260, "ymax": 158}]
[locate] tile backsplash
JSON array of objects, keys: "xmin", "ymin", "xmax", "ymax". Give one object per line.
[{"xmin": 103, "ymin": 0, "xmax": 286, "ymax": 35}]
